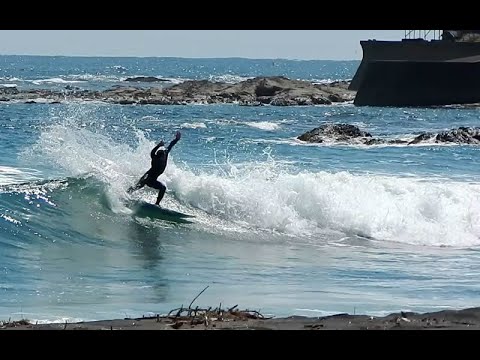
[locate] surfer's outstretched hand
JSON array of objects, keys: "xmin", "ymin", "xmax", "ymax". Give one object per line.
[{"xmin": 175, "ymin": 131, "xmax": 181, "ymax": 140}]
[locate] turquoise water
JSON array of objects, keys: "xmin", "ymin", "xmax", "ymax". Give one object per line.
[{"xmin": 1, "ymin": 56, "xmax": 480, "ymax": 323}]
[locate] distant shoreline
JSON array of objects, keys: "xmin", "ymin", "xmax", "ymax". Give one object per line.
[{"xmin": 3, "ymin": 306, "xmax": 480, "ymax": 330}]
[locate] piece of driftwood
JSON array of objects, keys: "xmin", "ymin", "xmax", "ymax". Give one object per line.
[{"xmin": 125, "ymin": 286, "xmax": 273, "ymax": 328}]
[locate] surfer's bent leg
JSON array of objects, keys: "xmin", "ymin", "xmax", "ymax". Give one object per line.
[
  {"xmin": 155, "ymin": 185, "xmax": 166, "ymax": 205},
  {"xmin": 146, "ymin": 179, "xmax": 167, "ymax": 205},
  {"xmin": 127, "ymin": 173, "xmax": 148, "ymax": 193}
]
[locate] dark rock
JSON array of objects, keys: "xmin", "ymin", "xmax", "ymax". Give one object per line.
[
  {"xmin": 364, "ymin": 138, "xmax": 386, "ymax": 145},
  {"xmin": 0, "ymin": 87, "xmax": 19, "ymax": 95},
  {"xmin": 435, "ymin": 127, "xmax": 480, "ymax": 144},
  {"xmin": 124, "ymin": 76, "xmax": 169, "ymax": 83},
  {"xmin": 408, "ymin": 133, "xmax": 433, "ymax": 145},
  {"xmin": 409, "ymin": 127, "xmax": 480, "ymax": 145},
  {"xmin": 311, "ymin": 96, "xmax": 332, "ymax": 105},
  {"xmin": 255, "ymin": 79, "xmax": 282, "ymax": 97},
  {"xmin": 299, "ymin": 125, "xmax": 480, "ymax": 146},
  {"xmin": 298, "ymin": 124, "xmax": 372, "ymax": 143}
]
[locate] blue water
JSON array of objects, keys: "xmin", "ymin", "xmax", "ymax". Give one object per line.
[{"xmin": 1, "ymin": 56, "xmax": 480, "ymax": 323}]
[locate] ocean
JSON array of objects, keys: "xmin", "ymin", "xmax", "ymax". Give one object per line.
[{"xmin": 1, "ymin": 55, "xmax": 480, "ymax": 324}]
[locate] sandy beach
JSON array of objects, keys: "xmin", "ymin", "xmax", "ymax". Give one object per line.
[{"xmin": 3, "ymin": 306, "xmax": 480, "ymax": 330}]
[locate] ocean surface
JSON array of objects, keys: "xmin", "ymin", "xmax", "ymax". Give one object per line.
[{"xmin": 1, "ymin": 55, "xmax": 480, "ymax": 323}]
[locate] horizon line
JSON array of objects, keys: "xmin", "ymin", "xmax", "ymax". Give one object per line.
[{"xmin": 0, "ymin": 53, "xmax": 361, "ymax": 62}]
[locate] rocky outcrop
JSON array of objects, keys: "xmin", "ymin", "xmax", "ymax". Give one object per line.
[
  {"xmin": 0, "ymin": 76, "xmax": 355, "ymax": 106},
  {"xmin": 124, "ymin": 76, "xmax": 169, "ymax": 82},
  {"xmin": 297, "ymin": 124, "xmax": 372, "ymax": 143},
  {"xmin": 298, "ymin": 124, "xmax": 480, "ymax": 145},
  {"xmin": 409, "ymin": 127, "xmax": 480, "ymax": 144}
]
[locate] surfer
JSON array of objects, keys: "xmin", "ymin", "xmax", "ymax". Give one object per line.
[{"xmin": 127, "ymin": 131, "xmax": 181, "ymax": 205}]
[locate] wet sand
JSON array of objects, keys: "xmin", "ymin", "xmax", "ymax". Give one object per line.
[{"xmin": 3, "ymin": 307, "xmax": 480, "ymax": 330}]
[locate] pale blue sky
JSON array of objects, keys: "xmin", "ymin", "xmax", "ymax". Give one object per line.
[{"xmin": 0, "ymin": 30, "xmax": 404, "ymax": 60}]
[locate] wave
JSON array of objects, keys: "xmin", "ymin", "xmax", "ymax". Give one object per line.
[
  {"xmin": 68, "ymin": 74, "xmax": 123, "ymax": 82},
  {"xmin": 0, "ymin": 77, "xmax": 22, "ymax": 82},
  {"xmin": 14, "ymin": 117, "xmax": 480, "ymax": 248},
  {"xmin": 166, "ymin": 162, "xmax": 480, "ymax": 247},
  {"xmin": 310, "ymin": 78, "xmax": 352, "ymax": 84},
  {"xmin": 30, "ymin": 78, "xmax": 86, "ymax": 85},
  {"xmin": 208, "ymin": 74, "xmax": 254, "ymax": 84},
  {"xmin": 180, "ymin": 122, "xmax": 207, "ymax": 129},
  {"xmin": 244, "ymin": 121, "xmax": 280, "ymax": 131},
  {"xmin": 213, "ymin": 119, "xmax": 281, "ymax": 131},
  {"xmin": 1, "ymin": 74, "xmax": 124, "ymax": 86},
  {"xmin": 0, "ymin": 174, "xmax": 134, "ymax": 250}
]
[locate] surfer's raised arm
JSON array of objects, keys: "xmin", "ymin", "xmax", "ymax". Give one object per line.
[
  {"xmin": 150, "ymin": 140, "xmax": 165, "ymax": 158},
  {"xmin": 166, "ymin": 131, "xmax": 181, "ymax": 153}
]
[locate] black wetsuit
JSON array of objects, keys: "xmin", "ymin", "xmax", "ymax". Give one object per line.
[{"xmin": 127, "ymin": 137, "xmax": 179, "ymax": 203}]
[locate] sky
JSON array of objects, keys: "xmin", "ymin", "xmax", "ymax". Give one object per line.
[{"xmin": 0, "ymin": 30, "xmax": 405, "ymax": 60}]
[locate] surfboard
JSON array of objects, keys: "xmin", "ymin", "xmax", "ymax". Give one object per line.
[{"xmin": 131, "ymin": 201, "xmax": 195, "ymax": 223}]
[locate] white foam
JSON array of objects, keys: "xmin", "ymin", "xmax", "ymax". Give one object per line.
[
  {"xmin": 161, "ymin": 77, "xmax": 184, "ymax": 85},
  {"xmin": 214, "ymin": 119, "xmax": 281, "ymax": 131},
  {"xmin": 31, "ymin": 78, "xmax": 84, "ymax": 85},
  {"xmin": 244, "ymin": 121, "xmax": 280, "ymax": 131},
  {"xmin": 19, "ymin": 316, "xmax": 86, "ymax": 325},
  {"xmin": 180, "ymin": 122, "xmax": 207, "ymax": 129},
  {"xmin": 208, "ymin": 74, "xmax": 254, "ymax": 84},
  {"xmin": 0, "ymin": 213, "xmax": 21, "ymax": 225},
  {"xmin": 310, "ymin": 78, "xmax": 351, "ymax": 84},
  {"xmin": 68, "ymin": 74, "xmax": 122, "ymax": 82},
  {"xmin": 166, "ymin": 164, "xmax": 480, "ymax": 248},
  {"xmin": 0, "ymin": 77, "xmax": 21, "ymax": 82}
]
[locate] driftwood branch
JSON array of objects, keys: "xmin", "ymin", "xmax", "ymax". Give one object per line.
[
  {"xmin": 164, "ymin": 304, "xmax": 272, "ymax": 327},
  {"xmin": 161, "ymin": 286, "xmax": 272, "ymax": 328},
  {"xmin": 189, "ymin": 286, "xmax": 209, "ymax": 309}
]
